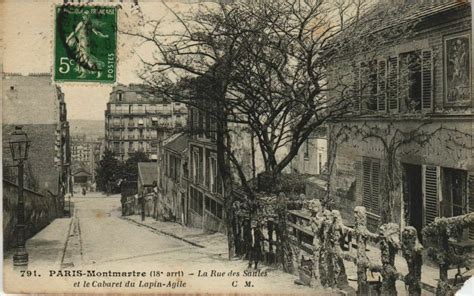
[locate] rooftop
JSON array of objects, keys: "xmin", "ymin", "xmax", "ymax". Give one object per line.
[
  {"xmin": 138, "ymin": 162, "xmax": 158, "ymax": 186},
  {"xmin": 372, "ymin": 1, "xmax": 470, "ymax": 33},
  {"xmin": 163, "ymin": 133, "xmax": 189, "ymax": 154}
]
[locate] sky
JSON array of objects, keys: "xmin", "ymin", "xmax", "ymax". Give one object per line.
[{"xmin": 2, "ymin": 0, "xmax": 206, "ymax": 120}]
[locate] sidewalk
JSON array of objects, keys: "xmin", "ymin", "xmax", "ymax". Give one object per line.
[
  {"xmin": 122, "ymin": 215, "xmax": 228, "ymax": 253},
  {"xmin": 3, "ymin": 217, "xmax": 72, "ymax": 270}
]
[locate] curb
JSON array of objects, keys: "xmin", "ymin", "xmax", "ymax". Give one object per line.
[
  {"xmin": 59, "ymin": 214, "xmax": 75, "ymax": 269},
  {"xmin": 121, "ymin": 216, "xmax": 205, "ymax": 248}
]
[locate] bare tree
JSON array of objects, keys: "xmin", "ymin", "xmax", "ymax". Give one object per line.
[{"xmin": 126, "ymin": 0, "xmax": 422, "ymax": 256}]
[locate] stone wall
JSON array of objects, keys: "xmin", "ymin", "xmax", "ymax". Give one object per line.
[{"xmin": 3, "ymin": 180, "xmax": 61, "ymax": 251}]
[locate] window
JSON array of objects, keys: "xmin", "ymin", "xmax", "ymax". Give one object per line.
[
  {"xmin": 168, "ymin": 154, "xmax": 181, "ymax": 181},
  {"xmin": 350, "ymin": 65, "xmax": 361, "ymax": 111},
  {"xmin": 113, "ymin": 142, "xmax": 120, "ymax": 152},
  {"xmin": 359, "ymin": 61, "xmax": 377, "ymax": 111},
  {"xmin": 441, "ymin": 168, "xmax": 467, "ymax": 218},
  {"xmin": 210, "ymin": 155, "xmax": 217, "ymax": 193},
  {"xmin": 372, "ymin": 50, "xmax": 432, "ymax": 114},
  {"xmin": 189, "ymin": 109, "xmax": 197, "ymax": 133},
  {"xmin": 318, "ymin": 153, "xmax": 322, "ymax": 174},
  {"xmin": 168, "ymin": 154, "xmax": 174, "ymax": 178},
  {"xmin": 377, "ymin": 60, "xmax": 387, "ymax": 112},
  {"xmin": 205, "ymin": 150, "xmax": 211, "ymax": 189},
  {"xmin": 400, "ymin": 51, "xmax": 422, "ymax": 111},
  {"xmin": 198, "ymin": 110, "xmax": 204, "ymax": 137},
  {"xmin": 423, "ymin": 166, "xmax": 470, "ymax": 233},
  {"xmin": 205, "ymin": 195, "xmax": 223, "ymax": 219},
  {"xmin": 198, "ymin": 148, "xmax": 204, "ymax": 184},
  {"xmin": 304, "ymin": 140, "xmax": 309, "ymax": 159},
  {"xmin": 209, "ymin": 116, "xmax": 217, "ymax": 141},
  {"xmin": 205, "ymin": 195, "xmax": 211, "ymax": 210},
  {"xmin": 190, "ymin": 187, "xmax": 203, "ymax": 215},
  {"xmin": 362, "ymin": 157, "xmax": 381, "ymax": 219},
  {"xmin": 205, "ymin": 113, "xmax": 211, "ymax": 138},
  {"xmin": 387, "ymin": 57, "xmax": 399, "ymax": 112},
  {"xmin": 117, "ymin": 92, "xmax": 123, "ymax": 101},
  {"xmin": 192, "ymin": 148, "xmax": 203, "ymax": 184},
  {"xmin": 216, "ymin": 203, "xmax": 223, "ymax": 219},
  {"xmin": 175, "ymin": 157, "xmax": 181, "ymax": 180}
]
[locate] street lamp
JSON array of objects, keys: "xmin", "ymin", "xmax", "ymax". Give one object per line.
[{"xmin": 9, "ymin": 126, "xmax": 30, "ymax": 267}]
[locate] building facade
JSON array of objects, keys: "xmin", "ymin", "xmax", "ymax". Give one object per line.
[
  {"xmin": 158, "ymin": 133, "xmax": 189, "ymax": 224},
  {"xmin": 290, "ymin": 128, "xmax": 328, "ymax": 176},
  {"xmin": 186, "ymin": 107, "xmax": 225, "ymax": 232},
  {"xmin": 105, "ymin": 84, "xmax": 187, "ymax": 161},
  {"xmin": 2, "ymin": 73, "xmax": 71, "ymax": 221},
  {"xmin": 327, "ymin": 2, "xmax": 473, "ymax": 239},
  {"xmin": 70, "ymin": 134, "xmax": 102, "ymax": 185}
]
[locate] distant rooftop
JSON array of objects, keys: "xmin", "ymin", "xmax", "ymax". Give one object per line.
[
  {"xmin": 138, "ymin": 162, "xmax": 158, "ymax": 186},
  {"xmin": 163, "ymin": 133, "xmax": 189, "ymax": 154}
]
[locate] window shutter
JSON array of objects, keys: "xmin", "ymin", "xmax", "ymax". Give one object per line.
[
  {"xmin": 362, "ymin": 159, "xmax": 371, "ymax": 210},
  {"xmin": 469, "ymin": 172, "xmax": 474, "ymax": 240},
  {"xmin": 371, "ymin": 160, "xmax": 380, "ymax": 215},
  {"xmin": 423, "ymin": 165, "xmax": 440, "ymax": 226},
  {"xmin": 421, "ymin": 50, "xmax": 433, "ymax": 111},
  {"xmin": 377, "ymin": 60, "xmax": 387, "ymax": 112},
  {"xmin": 361, "ymin": 158, "xmax": 380, "ymax": 215},
  {"xmin": 388, "ymin": 57, "xmax": 399, "ymax": 112}
]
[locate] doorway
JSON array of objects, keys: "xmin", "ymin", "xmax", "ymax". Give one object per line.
[{"xmin": 403, "ymin": 163, "xmax": 423, "ymax": 238}]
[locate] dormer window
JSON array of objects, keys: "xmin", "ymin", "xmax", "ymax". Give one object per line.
[{"xmin": 117, "ymin": 92, "xmax": 124, "ymax": 101}]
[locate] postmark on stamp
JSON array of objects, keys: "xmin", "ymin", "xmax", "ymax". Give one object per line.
[{"xmin": 54, "ymin": 5, "xmax": 117, "ymax": 83}]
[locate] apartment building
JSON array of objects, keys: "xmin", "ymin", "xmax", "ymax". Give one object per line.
[
  {"xmin": 104, "ymin": 84, "xmax": 187, "ymax": 161},
  {"xmin": 2, "ymin": 73, "xmax": 71, "ymax": 218}
]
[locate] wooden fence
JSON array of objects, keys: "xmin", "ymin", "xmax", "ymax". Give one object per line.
[{"xmin": 234, "ymin": 196, "xmax": 474, "ymax": 296}]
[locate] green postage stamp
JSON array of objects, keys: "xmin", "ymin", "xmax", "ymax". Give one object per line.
[{"xmin": 54, "ymin": 5, "xmax": 117, "ymax": 83}]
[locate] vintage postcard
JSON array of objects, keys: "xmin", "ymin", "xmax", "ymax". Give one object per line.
[{"xmin": 2, "ymin": 0, "xmax": 473, "ymax": 295}]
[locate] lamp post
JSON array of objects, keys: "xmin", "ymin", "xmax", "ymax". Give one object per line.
[{"xmin": 9, "ymin": 126, "xmax": 30, "ymax": 267}]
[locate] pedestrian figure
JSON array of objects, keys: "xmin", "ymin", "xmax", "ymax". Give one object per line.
[
  {"xmin": 248, "ymin": 220, "xmax": 263, "ymax": 269},
  {"xmin": 82, "ymin": 187, "xmax": 86, "ymax": 196},
  {"xmin": 242, "ymin": 218, "xmax": 252, "ymax": 259},
  {"xmin": 139, "ymin": 194, "xmax": 145, "ymax": 221}
]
